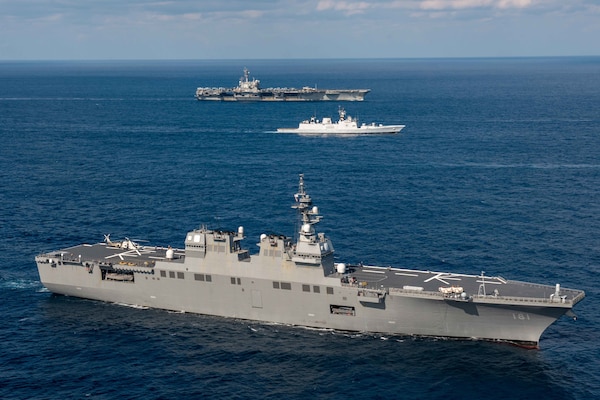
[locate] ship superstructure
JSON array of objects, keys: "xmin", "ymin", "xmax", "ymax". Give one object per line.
[
  {"xmin": 195, "ymin": 68, "xmax": 370, "ymax": 101},
  {"xmin": 36, "ymin": 175, "xmax": 584, "ymax": 347}
]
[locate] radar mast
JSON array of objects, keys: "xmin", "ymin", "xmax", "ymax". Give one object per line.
[{"xmin": 292, "ymin": 174, "xmax": 322, "ymax": 243}]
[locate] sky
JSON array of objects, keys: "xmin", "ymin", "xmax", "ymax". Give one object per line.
[{"xmin": 0, "ymin": 0, "xmax": 598, "ymax": 60}]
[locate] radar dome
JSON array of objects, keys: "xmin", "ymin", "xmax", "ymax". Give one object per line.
[{"xmin": 336, "ymin": 263, "xmax": 346, "ymax": 274}]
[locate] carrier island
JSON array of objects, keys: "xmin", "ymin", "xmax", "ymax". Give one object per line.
[{"xmin": 36, "ymin": 175, "xmax": 584, "ymax": 348}]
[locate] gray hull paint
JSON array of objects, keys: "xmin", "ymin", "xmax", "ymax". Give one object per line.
[
  {"xmin": 36, "ymin": 176, "xmax": 584, "ymax": 347},
  {"xmin": 195, "ymin": 90, "xmax": 369, "ymax": 102},
  {"xmin": 37, "ymin": 250, "xmax": 576, "ymax": 346}
]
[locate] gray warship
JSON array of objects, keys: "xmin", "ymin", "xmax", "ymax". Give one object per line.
[
  {"xmin": 36, "ymin": 175, "xmax": 584, "ymax": 347},
  {"xmin": 195, "ymin": 68, "xmax": 370, "ymax": 101}
]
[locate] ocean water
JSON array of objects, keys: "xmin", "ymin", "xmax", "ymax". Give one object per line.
[{"xmin": 1, "ymin": 58, "xmax": 599, "ymax": 399}]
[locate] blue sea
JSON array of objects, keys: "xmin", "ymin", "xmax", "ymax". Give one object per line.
[{"xmin": 1, "ymin": 58, "xmax": 599, "ymax": 399}]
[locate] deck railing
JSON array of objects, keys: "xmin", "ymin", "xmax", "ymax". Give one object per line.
[{"xmin": 386, "ymin": 286, "xmax": 582, "ymax": 306}]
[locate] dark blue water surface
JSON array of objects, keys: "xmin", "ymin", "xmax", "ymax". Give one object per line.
[{"xmin": 1, "ymin": 58, "xmax": 599, "ymax": 399}]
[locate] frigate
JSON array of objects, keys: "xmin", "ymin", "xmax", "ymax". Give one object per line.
[
  {"xmin": 195, "ymin": 68, "xmax": 370, "ymax": 101},
  {"xmin": 277, "ymin": 107, "xmax": 405, "ymax": 135},
  {"xmin": 36, "ymin": 175, "xmax": 584, "ymax": 348}
]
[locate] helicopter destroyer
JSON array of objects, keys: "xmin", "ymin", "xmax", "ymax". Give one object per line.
[
  {"xmin": 195, "ymin": 68, "xmax": 370, "ymax": 101},
  {"xmin": 36, "ymin": 175, "xmax": 584, "ymax": 347}
]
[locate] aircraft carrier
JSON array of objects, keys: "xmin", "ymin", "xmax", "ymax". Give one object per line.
[
  {"xmin": 195, "ymin": 68, "xmax": 370, "ymax": 101},
  {"xmin": 36, "ymin": 175, "xmax": 584, "ymax": 347}
]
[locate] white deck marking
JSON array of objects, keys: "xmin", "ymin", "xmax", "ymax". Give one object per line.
[
  {"xmin": 105, "ymin": 248, "xmax": 155, "ymax": 260},
  {"xmin": 424, "ymin": 273, "xmax": 453, "ymax": 285}
]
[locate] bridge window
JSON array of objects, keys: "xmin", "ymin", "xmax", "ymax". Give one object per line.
[
  {"xmin": 273, "ymin": 281, "xmax": 291, "ymax": 290},
  {"xmin": 194, "ymin": 274, "xmax": 212, "ymax": 282}
]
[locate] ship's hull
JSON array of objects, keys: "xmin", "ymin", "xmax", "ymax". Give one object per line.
[
  {"xmin": 277, "ymin": 125, "xmax": 405, "ymax": 135},
  {"xmin": 195, "ymin": 89, "xmax": 369, "ymax": 102},
  {"xmin": 36, "ymin": 256, "xmax": 576, "ymax": 347}
]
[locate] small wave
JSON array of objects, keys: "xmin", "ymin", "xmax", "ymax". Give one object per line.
[
  {"xmin": 432, "ymin": 162, "xmax": 600, "ymax": 169},
  {"xmin": 299, "ymin": 325, "xmax": 335, "ymax": 333},
  {"xmin": 0, "ymin": 279, "xmax": 42, "ymax": 290},
  {"xmin": 0, "ymin": 97, "xmax": 126, "ymax": 101},
  {"xmin": 112, "ymin": 302, "xmax": 149, "ymax": 310}
]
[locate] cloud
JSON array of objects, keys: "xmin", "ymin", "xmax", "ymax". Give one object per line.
[
  {"xmin": 497, "ymin": 0, "xmax": 533, "ymax": 8},
  {"xmin": 418, "ymin": 0, "xmax": 534, "ymax": 11},
  {"xmin": 316, "ymin": 1, "xmax": 373, "ymax": 15}
]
